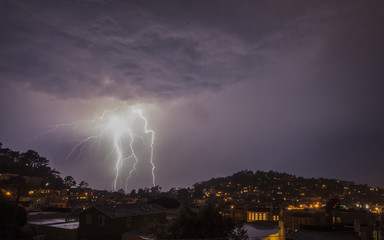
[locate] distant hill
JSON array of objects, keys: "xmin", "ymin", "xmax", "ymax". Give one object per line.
[{"xmin": 192, "ymin": 170, "xmax": 384, "ymax": 206}]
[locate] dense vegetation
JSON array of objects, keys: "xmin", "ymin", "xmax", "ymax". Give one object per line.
[
  {"xmin": 193, "ymin": 170, "xmax": 384, "ymax": 206},
  {"xmin": 151, "ymin": 202, "xmax": 247, "ymax": 239},
  {"xmin": 2, "ymin": 142, "xmax": 384, "ymax": 207},
  {"xmin": 0, "ymin": 142, "xmax": 79, "ymax": 190}
]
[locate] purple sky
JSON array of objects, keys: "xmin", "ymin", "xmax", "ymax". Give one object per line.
[{"xmin": 1, "ymin": 0, "xmax": 384, "ymax": 191}]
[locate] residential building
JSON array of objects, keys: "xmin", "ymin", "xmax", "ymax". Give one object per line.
[
  {"xmin": 246, "ymin": 207, "xmax": 280, "ymax": 222},
  {"xmin": 78, "ymin": 203, "xmax": 167, "ymax": 240}
]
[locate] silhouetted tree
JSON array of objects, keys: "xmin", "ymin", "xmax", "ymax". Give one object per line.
[
  {"xmin": 192, "ymin": 185, "xmax": 204, "ymax": 198},
  {"xmin": 0, "ymin": 143, "xmax": 69, "ymax": 191},
  {"xmin": 64, "ymin": 176, "xmax": 76, "ymax": 188},
  {"xmin": 78, "ymin": 181, "xmax": 89, "ymax": 188},
  {"xmin": 147, "ymin": 197, "xmax": 180, "ymax": 209},
  {"xmin": 167, "ymin": 187, "xmax": 176, "ymax": 193},
  {"xmin": 151, "ymin": 202, "xmax": 247, "ymax": 239},
  {"xmin": 130, "ymin": 189, "xmax": 136, "ymax": 196},
  {"xmin": 47, "ymin": 172, "xmax": 66, "ymax": 190},
  {"xmin": 150, "ymin": 185, "xmax": 162, "ymax": 194},
  {"xmin": 326, "ymin": 197, "xmax": 342, "ymax": 213},
  {"xmin": 137, "ymin": 187, "xmax": 150, "ymax": 197},
  {"xmin": 325, "ymin": 197, "xmax": 342, "ymax": 224},
  {"xmin": 20, "ymin": 150, "xmax": 49, "ymax": 169},
  {"xmin": 177, "ymin": 188, "xmax": 190, "ymax": 202},
  {"xmin": 0, "ymin": 144, "xmax": 20, "ymax": 173}
]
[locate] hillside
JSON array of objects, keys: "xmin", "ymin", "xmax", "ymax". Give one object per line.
[{"xmin": 192, "ymin": 170, "xmax": 384, "ymax": 207}]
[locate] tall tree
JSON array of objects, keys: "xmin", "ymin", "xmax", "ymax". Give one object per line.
[
  {"xmin": 152, "ymin": 202, "xmax": 247, "ymax": 239},
  {"xmin": 0, "ymin": 144, "xmax": 20, "ymax": 173},
  {"xmin": 64, "ymin": 176, "xmax": 76, "ymax": 188},
  {"xmin": 130, "ymin": 189, "xmax": 136, "ymax": 196},
  {"xmin": 150, "ymin": 185, "xmax": 162, "ymax": 193},
  {"xmin": 0, "ymin": 143, "xmax": 67, "ymax": 190},
  {"xmin": 78, "ymin": 181, "xmax": 89, "ymax": 188},
  {"xmin": 20, "ymin": 150, "xmax": 49, "ymax": 169}
]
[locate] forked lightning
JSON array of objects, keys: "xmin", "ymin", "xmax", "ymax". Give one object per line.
[{"xmin": 31, "ymin": 107, "xmax": 156, "ymax": 191}]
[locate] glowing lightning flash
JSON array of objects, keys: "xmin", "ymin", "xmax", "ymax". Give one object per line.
[
  {"xmin": 30, "ymin": 107, "xmax": 156, "ymax": 191},
  {"xmin": 112, "ymin": 129, "xmax": 123, "ymax": 191},
  {"xmin": 126, "ymin": 129, "xmax": 139, "ymax": 190},
  {"xmin": 134, "ymin": 109, "xmax": 156, "ymax": 187}
]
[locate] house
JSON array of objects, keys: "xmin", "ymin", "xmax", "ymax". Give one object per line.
[
  {"xmin": 284, "ymin": 208, "xmax": 380, "ymax": 240},
  {"xmin": 78, "ymin": 203, "xmax": 167, "ymax": 240},
  {"xmin": 331, "ymin": 209, "xmax": 378, "ymax": 240},
  {"xmin": 292, "ymin": 225, "xmax": 361, "ymax": 240},
  {"xmin": 27, "ymin": 219, "xmax": 78, "ymax": 240},
  {"xmin": 27, "ymin": 210, "xmax": 79, "ymax": 240},
  {"xmin": 246, "ymin": 207, "xmax": 280, "ymax": 222},
  {"xmin": 222, "ymin": 206, "xmax": 246, "ymax": 222},
  {"xmin": 284, "ymin": 209, "xmax": 326, "ymax": 233}
]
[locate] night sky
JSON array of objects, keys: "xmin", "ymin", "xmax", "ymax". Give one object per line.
[{"xmin": 1, "ymin": 0, "xmax": 384, "ymax": 191}]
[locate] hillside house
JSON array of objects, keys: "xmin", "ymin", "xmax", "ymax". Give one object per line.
[{"xmin": 78, "ymin": 203, "xmax": 167, "ymax": 240}]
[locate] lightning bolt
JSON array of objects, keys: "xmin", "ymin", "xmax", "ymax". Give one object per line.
[
  {"xmin": 126, "ymin": 130, "xmax": 139, "ymax": 191},
  {"xmin": 65, "ymin": 134, "xmax": 104, "ymax": 162},
  {"xmin": 112, "ymin": 130, "xmax": 123, "ymax": 191},
  {"xmin": 134, "ymin": 109, "xmax": 156, "ymax": 187},
  {"xmin": 27, "ymin": 123, "xmax": 75, "ymax": 140},
  {"xmin": 29, "ymin": 107, "xmax": 156, "ymax": 191},
  {"xmin": 99, "ymin": 108, "xmax": 117, "ymax": 120}
]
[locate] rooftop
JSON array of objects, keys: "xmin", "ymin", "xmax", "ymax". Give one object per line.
[{"xmin": 92, "ymin": 203, "xmax": 167, "ymax": 218}]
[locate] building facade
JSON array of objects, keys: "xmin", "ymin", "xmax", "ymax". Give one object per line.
[{"xmin": 78, "ymin": 203, "xmax": 167, "ymax": 240}]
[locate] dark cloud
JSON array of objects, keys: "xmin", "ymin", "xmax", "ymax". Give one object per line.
[
  {"xmin": 1, "ymin": 0, "xmax": 384, "ymax": 189},
  {"xmin": 0, "ymin": 0, "xmax": 272, "ymax": 100}
]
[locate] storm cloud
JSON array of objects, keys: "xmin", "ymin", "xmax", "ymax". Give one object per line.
[{"xmin": 1, "ymin": 0, "xmax": 384, "ymax": 190}]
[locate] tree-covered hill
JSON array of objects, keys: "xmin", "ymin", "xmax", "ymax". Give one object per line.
[
  {"xmin": 0, "ymin": 142, "xmax": 66, "ymax": 189},
  {"xmin": 192, "ymin": 170, "xmax": 384, "ymax": 206}
]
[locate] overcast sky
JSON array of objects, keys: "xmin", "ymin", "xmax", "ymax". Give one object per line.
[{"xmin": 1, "ymin": 0, "xmax": 384, "ymax": 191}]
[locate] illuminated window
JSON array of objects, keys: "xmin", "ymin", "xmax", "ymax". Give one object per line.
[
  {"xmin": 255, "ymin": 213, "xmax": 258, "ymax": 221},
  {"xmin": 248, "ymin": 213, "xmax": 251, "ymax": 221},
  {"xmin": 263, "ymin": 213, "xmax": 267, "ymax": 221},
  {"xmin": 273, "ymin": 215, "xmax": 276, "ymax": 221},
  {"xmin": 336, "ymin": 217, "xmax": 341, "ymax": 223}
]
